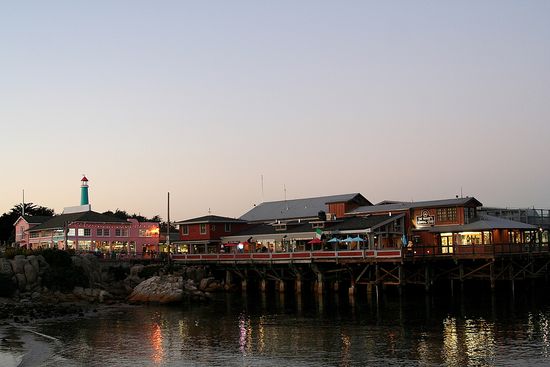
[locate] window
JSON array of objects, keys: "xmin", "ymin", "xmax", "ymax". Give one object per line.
[
  {"xmin": 182, "ymin": 225, "xmax": 189, "ymax": 235},
  {"xmin": 200, "ymin": 224, "xmax": 206, "ymax": 234},
  {"xmin": 115, "ymin": 228, "xmax": 129, "ymax": 237},
  {"xmin": 103, "ymin": 229, "xmax": 110, "ymax": 237},
  {"xmin": 68, "ymin": 228, "xmax": 76, "ymax": 236},
  {"xmin": 83, "ymin": 228, "xmax": 91, "ymax": 237},
  {"xmin": 436, "ymin": 208, "xmax": 457, "ymax": 222},
  {"xmin": 30, "ymin": 232, "xmax": 39, "ymax": 238},
  {"xmin": 224, "ymin": 223, "xmax": 231, "ymax": 232},
  {"xmin": 211, "ymin": 224, "xmax": 216, "ymax": 232},
  {"xmin": 97, "ymin": 229, "xmax": 103, "ymax": 236}
]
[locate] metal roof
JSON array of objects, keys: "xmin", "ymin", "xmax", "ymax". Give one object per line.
[
  {"xmin": 223, "ymin": 214, "xmax": 402, "ymax": 241},
  {"xmin": 175, "ymin": 215, "xmax": 245, "ymax": 225},
  {"xmin": 351, "ymin": 197, "xmax": 482, "ymax": 215},
  {"xmin": 427, "ymin": 214, "xmax": 537, "ymax": 233},
  {"xmin": 239, "ymin": 193, "xmax": 370, "ymax": 222}
]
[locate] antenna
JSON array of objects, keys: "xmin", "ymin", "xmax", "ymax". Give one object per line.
[
  {"xmin": 460, "ymin": 186, "xmax": 463, "ymax": 198},
  {"xmin": 22, "ymin": 189, "xmax": 25, "ymax": 217},
  {"xmin": 284, "ymin": 184, "xmax": 288, "ymax": 210}
]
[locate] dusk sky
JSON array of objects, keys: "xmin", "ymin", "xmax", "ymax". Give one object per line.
[{"xmin": 1, "ymin": 1, "xmax": 549, "ymax": 221}]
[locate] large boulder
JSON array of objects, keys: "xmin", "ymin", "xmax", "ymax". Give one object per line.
[
  {"xmin": 9, "ymin": 256, "xmax": 27, "ymax": 275},
  {"xmin": 27, "ymin": 255, "xmax": 40, "ymax": 275},
  {"xmin": 0, "ymin": 258, "xmax": 13, "ymax": 276},
  {"xmin": 15, "ymin": 273, "xmax": 26, "ymax": 291},
  {"xmin": 24, "ymin": 262, "xmax": 38, "ymax": 285},
  {"xmin": 36, "ymin": 255, "xmax": 49, "ymax": 275},
  {"xmin": 127, "ymin": 275, "xmax": 183, "ymax": 304}
]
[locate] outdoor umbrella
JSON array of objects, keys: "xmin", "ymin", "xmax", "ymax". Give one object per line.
[
  {"xmin": 308, "ymin": 238, "xmax": 323, "ymax": 244},
  {"xmin": 327, "ymin": 238, "xmax": 341, "ymax": 243},
  {"xmin": 351, "ymin": 236, "xmax": 364, "ymax": 242},
  {"xmin": 342, "ymin": 237, "xmax": 354, "ymax": 243}
]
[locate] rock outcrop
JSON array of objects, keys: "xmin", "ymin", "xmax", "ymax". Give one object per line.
[{"xmin": 127, "ymin": 275, "xmax": 184, "ymax": 304}]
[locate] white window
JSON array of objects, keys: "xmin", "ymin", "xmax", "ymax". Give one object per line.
[
  {"xmin": 182, "ymin": 225, "xmax": 189, "ymax": 235},
  {"xmin": 200, "ymin": 224, "xmax": 206, "ymax": 234},
  {"xmin": 224, "ymin": 223, "xmax": 231, "ymax": 232},
  {"xmin": 115, "ymin": 228, "xmax": 129, "ymax": 237}
]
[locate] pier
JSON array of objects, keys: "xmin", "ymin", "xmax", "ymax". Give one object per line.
[{"xmin": 172, "ymin": 242, "xmax": 550, "ymax": 295}]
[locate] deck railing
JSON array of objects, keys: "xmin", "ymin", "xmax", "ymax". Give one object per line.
[
  {"xmin": 172, "ymin": 242, "xmax": 550, "ymax": 263},
  {"xmin": 172, "ymin": 249, "xmax": 402, "ymax": 263},
  {"xmin": 406, "ymin": 242, "xmax": 550, "ymax": 259}
]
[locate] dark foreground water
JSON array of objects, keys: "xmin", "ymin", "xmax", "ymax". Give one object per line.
[{"xmin": 3, "ymin": 287, "xmax": 550, "ymax": 366}]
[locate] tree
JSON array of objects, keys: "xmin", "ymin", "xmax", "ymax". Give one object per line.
[{"xmin": 0, "ymin": 203, "xmax": 55, "ymax": 244}]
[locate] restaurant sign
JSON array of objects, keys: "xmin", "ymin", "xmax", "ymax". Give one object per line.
[{"xmin": 416, "ymin": 210, "xmax": 435, "ymax": 226}]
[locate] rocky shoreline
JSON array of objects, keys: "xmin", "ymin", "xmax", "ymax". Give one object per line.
[{"xmin": 0, "ymin": 252, "xmax": 226, "ymax": 324}]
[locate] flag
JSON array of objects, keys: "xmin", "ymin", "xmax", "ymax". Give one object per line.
[{"xmin": 315, "ymin": 228, "xmax": 323, "ymax": 239}]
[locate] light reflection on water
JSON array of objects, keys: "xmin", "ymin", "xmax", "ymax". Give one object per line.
[{"xmin": 4, "ymin": 291, "xmax": 550, "ymax": 366}]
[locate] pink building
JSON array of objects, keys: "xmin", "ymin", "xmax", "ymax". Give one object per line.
[
  {"xmin": 13, "ymin": 215, "xmax": 53, "ymax": 248},
  {"xmin": 21, "ymin": 177, "xmax": 160, "ymax": 257}
]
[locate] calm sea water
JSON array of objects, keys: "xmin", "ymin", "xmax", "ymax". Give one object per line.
[{"xmin": 3, "ymin": 287, "xmax": 550, "ymax": 366}]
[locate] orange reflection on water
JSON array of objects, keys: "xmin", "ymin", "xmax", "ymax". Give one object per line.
[{"xmin": 150, "ymin": 323, "xmax": 164, "ymax": 365}]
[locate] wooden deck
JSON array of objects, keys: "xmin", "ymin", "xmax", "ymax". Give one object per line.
[{"xmin": 172, "ymin": 242, "xmax": 549, "ymax": 264}]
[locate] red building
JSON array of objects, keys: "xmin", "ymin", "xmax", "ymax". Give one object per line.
[{"xmin": 174, "ymin": 215, "xmax": 249, "ymax": 254}]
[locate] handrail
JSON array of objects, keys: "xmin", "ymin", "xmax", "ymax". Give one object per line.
[{"xmin": 172, "ymin": 249, "xmax": 403, "ymax": 263}]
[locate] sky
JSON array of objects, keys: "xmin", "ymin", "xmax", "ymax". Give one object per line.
[{"xmin": 1, "ymin": 1, "xmax": 549, "ymax": 221}]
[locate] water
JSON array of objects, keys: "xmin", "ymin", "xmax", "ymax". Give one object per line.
[{"xmin": 3, "ymin": 288, "xmax": 550, "ymax": 366}]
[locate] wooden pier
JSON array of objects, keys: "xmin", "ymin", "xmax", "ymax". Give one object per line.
[{"xmin": 172, "ymin": 242, "xmax": 550, "ymax": 295}]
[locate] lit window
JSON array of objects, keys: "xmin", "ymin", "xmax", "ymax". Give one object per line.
[
  {"xmin": 436, "ymin": 208, "xmax": 457, "ymax": 222},
  {"xmin": 200, "ymin": 224, "xmax": 206, "ymax": 234}
]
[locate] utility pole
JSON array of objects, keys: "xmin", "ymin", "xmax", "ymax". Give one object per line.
[{"xmin": 167, "ymin": 192, "xmax": 171, "ymax": 267}]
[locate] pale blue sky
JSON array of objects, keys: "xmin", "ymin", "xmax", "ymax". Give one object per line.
[{"xmin": 1, "ymin": 1, "xmax": 549, "ymax": 220}]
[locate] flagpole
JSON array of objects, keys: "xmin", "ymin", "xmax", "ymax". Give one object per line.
[{"xmin": 167, "ymin": 192, "xmax": 171, "ymax": 267}]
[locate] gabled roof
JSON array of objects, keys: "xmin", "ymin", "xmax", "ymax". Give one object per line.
[
  {"xmin": 29, "ymin": 211, "xmax": 128, "ymax": 231},
  {"xmin": 223, "ymin": 214, "xmax": 403, "ymax": 241},
  {"xmin": 428, "ymin": 214, "xmax": 537, "ymax": 233},
  {"xmin": 239, "ymin": 193, "xmax": 371, "ymax": 222},
  {"xmin": 324, "ymin": 214, "xmax": 405, "ymax": 232},
  {"xmin": 350, "ymin": 197, "xmax": 482, "ymax": 215},
  {"xmin": 14, "ymin": 215, "xmax": 52, "ymax": 227},
  {"xmin": 175, "ymin": 215, "xmax": 245, "ymax": 225}
]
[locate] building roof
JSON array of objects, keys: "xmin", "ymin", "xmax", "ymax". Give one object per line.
[
  {"xmin": 22, "ymin": 215, "xmax": 52, "ymax": 224},
  {"xmin": 29, "ymin": 211, "xmax": 128, "ymax": 231},
  {"xmin": 350, "ymin": 197, "xmax": 482, "ymax": 215},
  {"xmin": 174, "ymin": 215, "xmax": 245, "ymax": 225},
  {"xmin": 222, "ymin": 214, "xmax": 403, "ymax": 242},
  {"xmin": 239, "ymin": 193, "xmax": 371, "ymax": 222},
  {"xmin": 427, "ymin": 214, "xmax": 537, "ymax": 233}
]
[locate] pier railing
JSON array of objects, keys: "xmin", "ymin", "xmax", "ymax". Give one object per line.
[
  {"xmin": 406, "ymin": 242, "xmax": 549, "ymax": 259},
  {"xmin": 172, "ymin": 242, "xmax": 550, "ymax": 263},
  {"xmin": 172, "ymin": 249, "xmax": 402, "ymax": 263}
]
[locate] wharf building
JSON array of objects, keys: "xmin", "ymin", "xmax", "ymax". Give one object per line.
[
  {"xmin": 173, "ymin": 193, "xmax": 549, "ymax": 293},
  {"xmin": 14, "ymin": 176, "xmax": 160, "ymax": 257}
]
